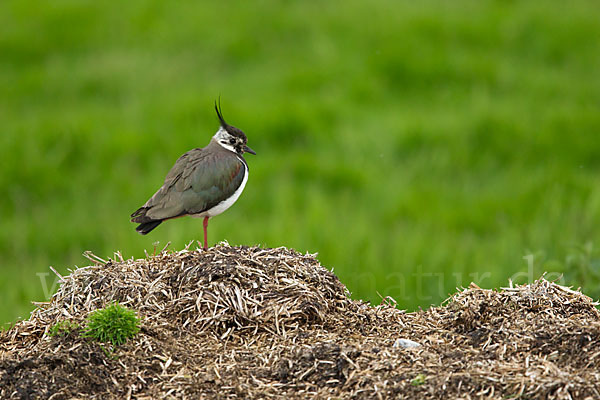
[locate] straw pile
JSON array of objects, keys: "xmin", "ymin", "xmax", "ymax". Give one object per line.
[{"xmin": 2, "ymin": 243, "xmax": 600, "ymax": 399}]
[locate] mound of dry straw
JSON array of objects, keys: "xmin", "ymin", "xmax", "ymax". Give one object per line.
[{"xmin": 2, "ymin": 243, "xmax": 600, "ymax": 399}]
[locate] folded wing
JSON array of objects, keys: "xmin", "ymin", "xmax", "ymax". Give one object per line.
[{"xmin": 131, "ymin": 148, "xmax": 245, "ymax": 233}]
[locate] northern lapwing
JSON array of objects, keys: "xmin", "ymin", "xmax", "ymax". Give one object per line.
[{"xmin": 131, "ymin": 103, "xmax": 256, "ymax": 250}]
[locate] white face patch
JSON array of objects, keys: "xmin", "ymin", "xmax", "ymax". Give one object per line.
[{"xmin": 213, "ymin": 127, "xmax": 237, "ymax": 153}]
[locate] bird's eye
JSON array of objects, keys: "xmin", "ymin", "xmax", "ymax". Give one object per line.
[{"xmin": 229, "ymin": 138, "xmax": 236, "ymax": 144}]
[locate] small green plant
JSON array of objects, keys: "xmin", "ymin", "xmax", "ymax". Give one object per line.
[
  {"xmin": 411, "ymin": 373, "xmax": 426, "ymax": 386},
  {"xmin": 83, "ymin": 302, "xmax": 140, "ymax": 346},
  {"xmin": 48, "ymin": 320, "xmax": 79, "ymax": 337}
]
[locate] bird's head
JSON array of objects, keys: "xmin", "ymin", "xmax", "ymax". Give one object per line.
[{"xmin": 213, "ymin": 102, "xmax": 256, "ymax": 156}]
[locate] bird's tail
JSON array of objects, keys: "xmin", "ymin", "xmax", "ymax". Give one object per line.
[
  {"xmin": 131, "ymin": 207, "xmax": 162, "ymax": 235},
  {"xmin": 135, "ymin": 220, "xmax": 162, "ymax": 235}
]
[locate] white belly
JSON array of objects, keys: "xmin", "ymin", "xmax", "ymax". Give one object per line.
[{"xmin": 193, "ymin": 163, "xmax": 249, "ymax": 218}]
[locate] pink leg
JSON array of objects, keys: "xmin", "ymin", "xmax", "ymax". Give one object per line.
[{"xmin": 203, "ymin": 216, "xmax": 209, "ymax": 250}]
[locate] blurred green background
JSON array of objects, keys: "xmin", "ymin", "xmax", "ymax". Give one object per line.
[{"xmin": 2, "ymin": 1, "xmax": 600, "ymax": 326}]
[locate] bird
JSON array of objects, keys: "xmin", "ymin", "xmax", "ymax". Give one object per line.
[{"xmin": 131, "ymin": 102, "xmax": 256, "ymax": 250}]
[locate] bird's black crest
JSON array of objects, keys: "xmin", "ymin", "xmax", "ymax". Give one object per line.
[
  {"xmin": 215, "ymin": 98, "xmax": 228, "ymax": 128},
  {"xmin": 215, "ymin": 98, "xmax": 246, "ymax": 140}
]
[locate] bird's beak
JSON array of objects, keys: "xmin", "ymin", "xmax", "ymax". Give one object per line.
[{"xmin": 243, "ymin": 145, "xmax": 256, "ymax": 155}]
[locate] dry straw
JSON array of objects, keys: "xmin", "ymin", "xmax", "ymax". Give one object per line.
[{"xmin": 2, "ymin": 243, "xmax": 600, "ymax": 399}]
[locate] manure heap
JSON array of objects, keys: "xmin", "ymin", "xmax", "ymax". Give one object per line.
[{"xmin": 2, "ymin": 244, "xmax": 600, "ymax": 399}]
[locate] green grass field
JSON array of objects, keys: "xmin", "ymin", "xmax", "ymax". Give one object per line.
[{"xmin": 2, "ymin": 1, "xmax": 600, "ymax": 326}]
